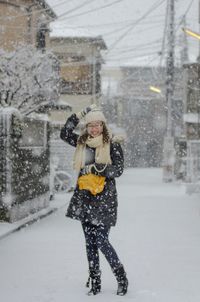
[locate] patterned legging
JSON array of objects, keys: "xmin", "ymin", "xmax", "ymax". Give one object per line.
[{"xmin": 82, "ymin": 222, "xmax": 121, "ymax": 271}]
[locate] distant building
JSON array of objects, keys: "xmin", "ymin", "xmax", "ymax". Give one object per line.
[
  {"xmin": 102, "ymin": 65, "xmax": 183, "ymax": 167},
  {"xmin": 0, "ymin": 0, "xmax": 56, "ymax": 52},
  {"xmin": 182, "ymin": 63, "xmax": 200, "ymax": 185},
  {"xmin": 183, "ymin": 63, "xmax": 200, "ymax": 140}
]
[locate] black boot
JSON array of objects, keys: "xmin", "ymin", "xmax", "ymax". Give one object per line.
[
  {"xmin": 113, "ymin": 265, "xmax": 128, "ymax": 296},
  {"xmin": 86, "ymin": 269, "xmax": 101, "ymax": 295}
]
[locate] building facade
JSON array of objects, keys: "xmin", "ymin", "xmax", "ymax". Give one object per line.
[
  {"xmin": 0, "ymin": 0, "xmax": 56, "ymax": 52},
  {"xmin": 106, "ymin": 66, "xmax": 183, "ymax": 167},
  {"xmin": 182, "ymin": 63, "xmax": 200, "ymax": 185}
]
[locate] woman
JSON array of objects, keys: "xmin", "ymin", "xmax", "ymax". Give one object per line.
[{"xmin": 60, "ymin": 105, "xmax": 128, "ymax": 296}]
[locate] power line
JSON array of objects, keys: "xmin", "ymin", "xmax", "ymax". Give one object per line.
[
  {"xmin": 110, "ymin": 39, "xmax": 163, "ymax": 55},
  {"xmin": 106, "ymin": 0, "xmax": 166, "ymax": 54},
  {"xmin": 177, "ymin": 0, "xmax": 194, "ymax": 26},
  {"xmin": 106, "ymin": 51, "xmax": 162, "ymax": 62},
  {"xmin": 53, "ymin": 15, "xmax": 166, "ymax": 29},
  {"xmin": 57, "ymin": 0, "xmax": 98, "ymax": 19},
  {"xmin": 65, "ymin": 14, "xmax": 166, "ymax": 28},
  {"xmin": 112, "ymin": 55, "xmax": 163, "ymax": 86},
  {"xmin": 91, "ymin": 22, "xmax": 165, "ymax": 39},
  {"xmin": 58, "ymin": 0, "xmax": 124, "ymax": 21}
]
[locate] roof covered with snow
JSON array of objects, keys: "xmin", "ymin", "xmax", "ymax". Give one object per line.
[{"xmin": 50, "ymin": 23, "xmax": 107, "ymax": 49}]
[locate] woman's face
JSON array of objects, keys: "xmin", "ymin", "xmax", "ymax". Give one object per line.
[{"xmin": 87, "ymin": 121, "xmax": 103, "ymax": 137}]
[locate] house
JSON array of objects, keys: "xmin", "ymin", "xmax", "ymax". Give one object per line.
[
  {"xmin": 0, "ymin": 0, "xmax": 56, "ymax": 52},
  {"xmin": 49, "ymin": 28, "xmax": 107, "ymax": 123}
]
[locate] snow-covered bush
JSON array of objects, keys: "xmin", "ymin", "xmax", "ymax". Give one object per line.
[{"xmin": 0, "ymin": 46, "xmax": 60, "ymax": 115}]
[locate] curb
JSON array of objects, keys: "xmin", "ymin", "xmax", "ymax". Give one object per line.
[{"xmin": 0, "ymin": 207, "xmax": 57, "ymax": 241}]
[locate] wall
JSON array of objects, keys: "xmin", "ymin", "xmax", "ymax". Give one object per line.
[
  {"xmin": 0, "ymin": 108, "xmax": 50, "ymax": 222},
  {"xmin": 0, "ymin": 0, "xmax": 52, "ymax": 51}
]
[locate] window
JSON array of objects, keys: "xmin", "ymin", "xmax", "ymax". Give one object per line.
[{"xmin": 36, "ymin": 28, "xmax": 46, "ymax": 49}]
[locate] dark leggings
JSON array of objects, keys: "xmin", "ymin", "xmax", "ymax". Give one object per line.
[{"xmin": 82, "ymin": 222, "xmax": 121, "ymax": 272}]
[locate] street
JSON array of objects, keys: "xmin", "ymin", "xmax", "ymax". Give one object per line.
[{"xmin": 0, "ymin": 168, "xmax": 200, "ymax": 302}]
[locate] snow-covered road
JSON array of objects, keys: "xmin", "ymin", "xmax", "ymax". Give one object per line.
[{"xmin": 0, "ymin": 168, "xmax": 200, "ymax": 302}]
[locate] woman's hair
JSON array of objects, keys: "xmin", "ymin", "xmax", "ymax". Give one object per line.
[{"xmin": 77, "ymin": 122, "xmax": 110, "ymax": 145}]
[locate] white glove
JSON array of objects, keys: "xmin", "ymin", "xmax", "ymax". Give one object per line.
[
  {"xmin": 76, "ymin": 104, "xmax": 97, "ymax": 119},
  {"xmin": 80, "ymin": 164, "xmax": 94, "ymax": 175}
]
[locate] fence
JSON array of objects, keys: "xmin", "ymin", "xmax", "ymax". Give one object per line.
[{"xmin": 0, "ymin": 107, "xmax": 50, "ymax": 222}]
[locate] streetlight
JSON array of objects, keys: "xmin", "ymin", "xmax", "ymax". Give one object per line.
[
  {"xmin": 182, "ymin": 26, "xmax": 200, "ymax": 62},
  {"xmin": 182, "ymin": 28, "xmax": 200, "ymax": 40},
  {"xmin": 149, "ymin": 85, "xmax": 162, "ymax": 94}
]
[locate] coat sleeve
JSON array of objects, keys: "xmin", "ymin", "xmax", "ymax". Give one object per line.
[
  {"xmin": 91, "ymin": 142, "xmax": 124, "ymax": 179},
  {"xmin": 60, "ymin": 113, "xmax": 79, "ymax": 147}
]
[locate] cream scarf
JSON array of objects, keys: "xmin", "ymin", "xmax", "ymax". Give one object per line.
[{"xmin": 73, "ymin": 134, "xmax": 112, "ymax": 171}]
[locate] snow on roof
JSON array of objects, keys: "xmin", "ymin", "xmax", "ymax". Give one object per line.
[
  {"xmin": 50, "ymin": 22, "xmax": 107, "ymax": 49},
  {"xmin": 50, "ymin": 22, "xmax": 97, "ymax": 38}
]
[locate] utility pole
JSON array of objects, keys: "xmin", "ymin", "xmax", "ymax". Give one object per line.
[
  {"xmin": 163, "ymin": 0, "xmax": 175, "ymax": 182},
  {"xmin": 198, "ymin": 0, "xmax": 200, "ymax": 61},
  {"xmin": 180, "ymin": 16, "xmax": 189, "ymax": 65},
  {"xmin": 166, "ymin": 0, "xmax": 175, "ymax": 137}
]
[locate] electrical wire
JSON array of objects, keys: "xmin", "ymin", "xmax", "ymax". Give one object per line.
[
  {"xmin": 70, "ymin": 14, "xmax": 166, "ymax": 28},
  {"xmin": 110, "ymin": 39, "xmax": 163, "ymax": 56},
  {"xmin": 106, "ymin": 0, "xmax": 166, "ymax": 54},
  {"xmin": 88, "ymin": 22, "xmax": 166, "ymax": 39},
  {"xmin": 53, "ymin": 15, "xmax": 166, "ymax": 29},
  {"xmin": 176, "ymin": 0, "xmax": 194, "ymax": 28},
  {"xmin": 58, "ymin": 0, "xmax": 124, "ymax": 21},
  {"xmin": 106, "ymin": 51, "xmax": 162, "ymax": 62},
  {"xmin": 57, "ymin": 0, "xmax": 98, "ymax": 19}
]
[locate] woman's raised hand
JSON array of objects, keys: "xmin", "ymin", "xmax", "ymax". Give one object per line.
[{"xmin": 76, "ymin": 104, "xmax": 97, "ymax": 119}]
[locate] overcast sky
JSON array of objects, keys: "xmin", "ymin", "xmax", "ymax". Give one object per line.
[{"xmin": 47, "ymin": 0, "xmax": 198, "ymax": 67}]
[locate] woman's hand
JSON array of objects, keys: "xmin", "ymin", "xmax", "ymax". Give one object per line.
[
  {"xmin": 76, "ymin": 104, "xmax": 97, "ymax": 119},
  {"xmin": 80, "ymin": 164, "xmax": 94, "ymax": 175}
]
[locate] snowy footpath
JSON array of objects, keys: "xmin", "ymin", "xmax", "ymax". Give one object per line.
[{"xmin": 0, "ymin": 168, "xmax": 200, "ymax": 302}]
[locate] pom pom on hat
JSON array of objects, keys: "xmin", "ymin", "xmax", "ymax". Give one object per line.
[{"xmin": 85, "ymin": 108, "xmax": 106, "ymax": 124}]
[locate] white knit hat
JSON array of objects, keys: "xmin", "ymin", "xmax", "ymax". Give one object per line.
[{"xmin": 85, "ymin": 109, "xmax": 106, "ymax": 124}]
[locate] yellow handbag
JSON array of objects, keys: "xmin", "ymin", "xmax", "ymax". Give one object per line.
[{"xmin": 78, "ymin": 174, "xmax": 106, "ymax": 196}]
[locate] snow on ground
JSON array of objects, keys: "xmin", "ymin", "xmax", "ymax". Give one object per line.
[{"xmin": 0, "ymin": 168, "xmax": 200, "ymax": 302}]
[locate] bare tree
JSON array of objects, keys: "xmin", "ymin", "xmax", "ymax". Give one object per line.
[{"xmin": 0, "ymin": 46, "xmax": 60, "ymax": 116}]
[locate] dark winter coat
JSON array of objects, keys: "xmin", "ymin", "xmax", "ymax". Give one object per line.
[{"xmin": 60, "ymin": 114, "xmax": 124, "ymax": 227}]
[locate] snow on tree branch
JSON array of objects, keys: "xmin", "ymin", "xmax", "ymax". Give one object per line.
[{"xmin": 0, "ymin": 46, "xmax": 60, "ymax": 116}]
